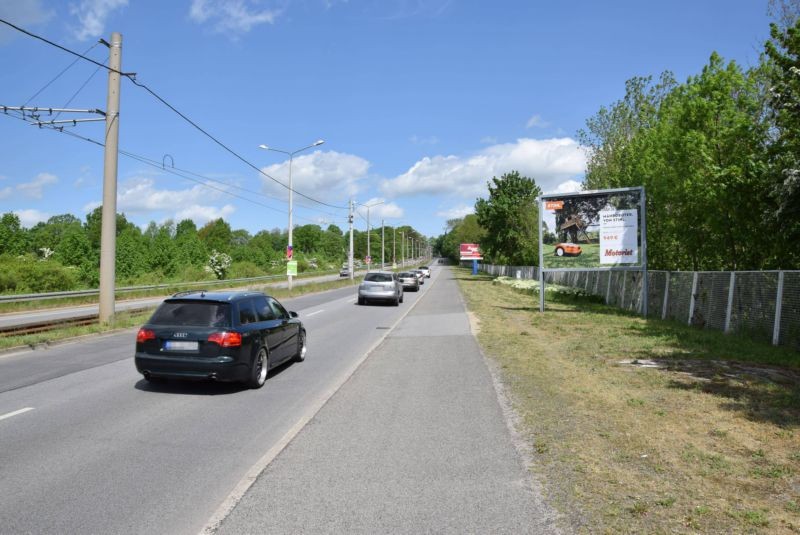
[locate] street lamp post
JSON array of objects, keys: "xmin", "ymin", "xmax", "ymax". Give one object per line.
[
  {"xmin": 258, "ymin": 139, "xmax": 324, "ymax": 290},
  {"xmin": 360, "ymin": 200, "xmax": 384, "ymax": 271}
]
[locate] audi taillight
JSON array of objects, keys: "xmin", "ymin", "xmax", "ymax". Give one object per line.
[
  {"xmin": 136, "ymin": 328, "xmax": 155, "ymax": 343},
  {"xmin": 207, "ymin": 331, "xmax": 242, "ymax": 347}
]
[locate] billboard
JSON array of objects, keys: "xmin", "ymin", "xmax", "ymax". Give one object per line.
[
  {"xmin": 539, "ymin": 187, "xmax": 645, "ymax": 270},
  {"xmin": 460, "ymin": 243, "xmax": 483, "ymax": 260}
]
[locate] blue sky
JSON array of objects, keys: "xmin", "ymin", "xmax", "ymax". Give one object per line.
[{"xmin": 0, "ymin": 0, "xmax": 773, "ymax": 238}]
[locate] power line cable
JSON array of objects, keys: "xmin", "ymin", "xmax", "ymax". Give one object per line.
[
  {"xmin": 1, "ymin": 111, "xmax": 337, "ymax": 226},
  {"xmin": 0, "ymin": 17, "xmax": 348, "ymax": 211},
  {"xmin": 55, "ymin": 60, "xmax": 106, "ymax": 121},
  {"xmin": 22, "ymin": 42, "xmax": 100, "ymax": 107}
]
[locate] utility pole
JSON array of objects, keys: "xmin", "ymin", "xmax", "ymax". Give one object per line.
[
  {"xmin": 381, "ymin": 219, "xmax": 385, "ymax": 269},
  {"xmin": 348, "ymin": 198, "xmax": 354, "ymax": 281},
  {"xmin": 99, "ymin": 32, "xmax": 122, "ymax": 325},
  {"xmin": 366, "ymin": 208, "xmax": 371, "ymax": 272},
  {"xmin": 401, "ymin": 231, "xmax": 405, "ymax": 267},
  {"xmin": 392, "ymin": 227, "xmax": 396, "ymax": 268}
]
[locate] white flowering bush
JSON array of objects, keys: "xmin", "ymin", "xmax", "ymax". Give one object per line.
[
  {"xmin": 492, "ymin": 276, "xmax": 588, "ymax": 297},
  {"xmin": 205, "ymin": 250, "xmax": 232, "ymax": 279}
]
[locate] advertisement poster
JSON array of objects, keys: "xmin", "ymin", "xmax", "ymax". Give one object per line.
[
  {"xmin": 599, "ymin": 209, "xmax": 638, "ymax": 264},
  {"xmin": 460, "ymin": 243, "xmax": 483, "ymax": 260},
  {"xmin": 540, "ymin": 188, "xmax": 643, "ymax": 269}
]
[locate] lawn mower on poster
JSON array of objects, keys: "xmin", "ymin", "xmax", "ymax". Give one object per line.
[{"xmin": 554, "ymin": 243, "xmax": 582, "ymax": 257}]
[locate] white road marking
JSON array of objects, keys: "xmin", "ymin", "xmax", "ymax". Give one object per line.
[
  {"xmin": 0, "ymin": 407, "xmax": 35, "ymax": 422},
  {"xmin": 306, "ymin": 310, "xmax": 324, "ymax": 317}
]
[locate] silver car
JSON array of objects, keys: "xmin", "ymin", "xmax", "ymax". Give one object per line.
[
  {"xmin": 358, "ymin": 271, "xmax": 404, "ymax": 306},
  {"xmin": 397, "ymin": 271, "xmax": 420, "ymax": 292}
]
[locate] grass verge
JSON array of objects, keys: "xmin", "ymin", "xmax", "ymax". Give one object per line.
[
  {"xmin": 0, "ymin": 277, "xmax": 358, "ymax": 353},
  {"xmin": 455, "ymin": 268, "xmax": 800, "ymax": 534}
]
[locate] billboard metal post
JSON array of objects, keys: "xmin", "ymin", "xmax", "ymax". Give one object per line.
[{"xmin": 538, "ymin": 195, "xmax": 545, "ymax": 312}]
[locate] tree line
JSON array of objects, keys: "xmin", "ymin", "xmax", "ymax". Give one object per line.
[
  {"xmin": 0, "ymin": 206, "xmax": 426, "ymax": 293},
  {"xmin": 435, "ymin": 16, "xmax": 800, "ymax": 271}
]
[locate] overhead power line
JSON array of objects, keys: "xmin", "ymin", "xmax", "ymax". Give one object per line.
[
  {"xmin": 0, "ymin": 110, "xmax": 338, "ymax": 226},
  {"xmin": 0, "ymin": 17, "xmax": 348, "ymax": 211}
]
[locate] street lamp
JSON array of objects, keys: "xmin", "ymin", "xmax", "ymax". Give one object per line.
[
  {"xmin": 258, "ymin": 139, "xmax": 324, "ymax": 290},
  {"xmin": 359, "ymin": 200, "xmax": 384, "ymax": 271}
]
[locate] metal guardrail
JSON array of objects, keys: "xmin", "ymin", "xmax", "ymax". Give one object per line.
[{"xmin": 0, "ymin": 271, "xmax": 332, "ymax": 303}]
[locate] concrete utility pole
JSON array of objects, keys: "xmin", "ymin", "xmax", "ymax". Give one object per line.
[
  {"xmin": 99, "ymin": 32, "xmax": 122, "ymax": 325},
  {"xmin": 381, "ymin": 219, "xmax": 385, "ymax": 269},
  {"xmin": 348, "ymin": 198, "xmax": 354, "ymax": 281}
]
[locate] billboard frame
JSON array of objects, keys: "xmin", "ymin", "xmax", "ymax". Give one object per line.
[{"xmin": 538, "ymin": 186, "xmax": 647, "ymax": 315}]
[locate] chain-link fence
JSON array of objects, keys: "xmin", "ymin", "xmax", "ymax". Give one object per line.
[{"xmin": 478, "ymin": 264, "xmax": 800, "ymax": 351}]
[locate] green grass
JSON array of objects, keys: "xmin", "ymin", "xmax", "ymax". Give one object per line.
[{"xmin": 455, "ymin": 267, "xmax": 800, "ymax": 534}]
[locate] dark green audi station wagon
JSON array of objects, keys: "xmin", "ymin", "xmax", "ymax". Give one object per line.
[{"xmin": 135, "ymin": 290, "xmax": 306, "ymax": 388}]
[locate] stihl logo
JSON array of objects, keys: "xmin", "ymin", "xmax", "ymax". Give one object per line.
[{"xmin": 545, "ymin": 200, "xmax": 563, "ymax": 210}]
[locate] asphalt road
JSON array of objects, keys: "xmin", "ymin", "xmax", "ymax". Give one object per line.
[
  {"xmin": 216, "ymin": 268, "xmax": 559, "ymax": 534},
  {"xmin": 0, "ymin": 274, "xmax": 431, "ymax": 534}
]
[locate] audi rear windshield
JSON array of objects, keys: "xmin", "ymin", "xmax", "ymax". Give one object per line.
[{"xmin": 149, "ymin": 301, "xmax": 231, "ymax": 327}]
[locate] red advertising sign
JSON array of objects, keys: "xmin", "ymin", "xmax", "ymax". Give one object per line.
[{"xmin": 460, "ymin": 243, "xmax": 483, "ymax": 260}]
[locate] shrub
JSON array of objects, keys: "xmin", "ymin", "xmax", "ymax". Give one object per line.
[
  {"xmin": 18, "ymin": 261, "xmax": 78, "ymax": 292},
  {"xmin": 228, "ymin": 261, "xmax": 265, "ymax": 279}
]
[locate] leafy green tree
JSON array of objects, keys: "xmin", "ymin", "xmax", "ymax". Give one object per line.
[
  {"xmin": 174, "ymin": 219, "xmax": 207, "ymax": 268},
  {"xmin": 293, "ymin": 224, "xmax": 324, "ymax": 254},
  {"xmin": 474, "ymin": 171, "xmax": 541, "ymax": 265},
  {"xmin": 29, "ymin": 214, "xmax": 82, "ymax": 255},
  {"xmin": 198, "ymin": 218, "xmax": 232, "ymax": 254},
  {"xmin": 116, "ymin": 226, "xmax": 148, "ymax": 280},
  {"xmin": 56, "ymin": 225, "xmax": 92, "ymax": 267},
  {"xmin": 765, "ymin": 18, "xmax": 800, "ymax": 267},
  {"xmin": 437, "ymin": 215, "xmax": 486, "ymax": 262},
  {"xmin": 321, "ymin": 225, "xmax": 345, "ymax": 259},
  {"xmin": 0, "ymin": 213, "xmax": 29, "ymax": 255},
  {"xmin": 580, "ymin": 54, "xmax": 774, "ymax": 270}
]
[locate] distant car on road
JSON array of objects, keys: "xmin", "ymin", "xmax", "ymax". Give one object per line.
[
  {"xmin": 418, "ymin": 266, "xmax": 431, "ymax": 278},
  {"xmin": 134, "ymin": 290, "xmax": 305, "ymax": 388},
  {"xmin": 411, "ymin": 269, "xmax": 425, "ymax": 284},
  {"xmin": 397, "ymin": 271, "xmax": 420, "ymax": 292},
  {"xmin": 339, "ymin": 267, "xmax": 351, "ymax": 277},
  {"xmin": 358, "ymin": 271, "xmax": 403, "ymax": 306},
  {"xmin": 554, "ymin": 243, "xmax": 582, "ymax": 257}
]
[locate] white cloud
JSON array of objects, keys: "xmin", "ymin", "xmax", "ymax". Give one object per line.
[
  {"xmin": 83, "ymin": 176, "xmax": 239, "ymax": 226},
  {"xmin": 190, "ymin": 0, "xmax": 281, "ymax": 35},
  {"xmin": 260, "ymin": 150, "xmax": 369, "ymax": 204},
  {"xmin": 435, "ymin": 204, "xmax": 473, "ymax": 219},
  {"xmin": 15, "ymin": 209, "xmax": 49, "ymax": 228},
  {"xmin": 480, "ymin": 136, "xmax": 497, "ymax": 144},
  {"xmin": 380, "ymin": 137, "xmax": 586, "ymax": 200},
  {"xmin": 550, "ymin": 180, "xmax": 582, "ymax": 194},
  {"xmin": 69, "ymin": 0, "xmax": 128, "ymax": 41},
  {"xmin": 0, "ymin": 0, "xmax": 54, "ymax": 43},
  {"xmin": 17, "ymin": 172, "xmax": 58, "ymax": 199},
  {"xmin": 175, "ymin": 204, "xmax": 236, "ymax": 225},
  {"xmin": 0, "ymin": 186, "xmax": 11, "ymax": 200},
  {"xmin": 525, "ymin": 114, "xmax": 550, "ymax": 129},
  {"xmin": 354, "ymin": 197, "xmax": 404, "ymax": 221}
]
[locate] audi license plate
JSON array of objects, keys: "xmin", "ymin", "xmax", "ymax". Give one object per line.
[{"xmin": 164, "ymin": 340, "xmax": 198, "ymax": 351}]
